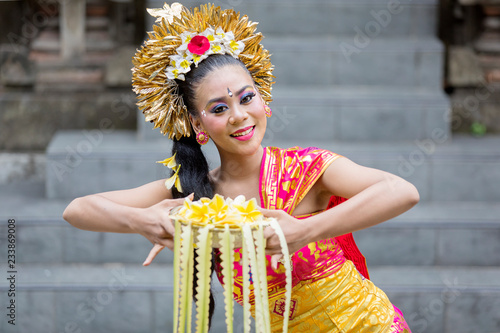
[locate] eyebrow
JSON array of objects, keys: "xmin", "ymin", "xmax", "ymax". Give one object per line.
[{"xmin": 204, "ymin": 85, "xmax": 253, "ymax": 109}]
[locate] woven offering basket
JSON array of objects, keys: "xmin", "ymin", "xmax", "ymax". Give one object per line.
[{"xmin": 170, "ymin": 206, "xmax": 270, "ymax": 248}]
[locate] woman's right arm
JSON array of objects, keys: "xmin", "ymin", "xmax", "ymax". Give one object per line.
[{"xmin": 63, "ymin": 179, "xmax": 190, "ymax": 264}]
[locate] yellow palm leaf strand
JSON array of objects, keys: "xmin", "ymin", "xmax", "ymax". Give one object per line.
[
  {"xmin": 241, "ymin": 227, "xmax": 251, "ymax": 333},
  {"xmin": 242, "ymin": 224, "xmax": 266, "ymax": 333},
  {"xmin": 178, "ymin": 223, "xmax": 194, "ymax": 332},
  {"xmin": 221, "ymin": 225, "xmax": 235, "ymax": 333},
  {"xmin": 173, "ymin": 219, "xmax": 182, "ymax": 333},
  {"xmin": 254, "ymin": 224, "xmax": 271, "ymax": 333},
  {"xmin": 194, "ymin": 226, "xmax": 213, "ymax": 333},
  {"xmin": 186, "ymin": 230, "xmax": 195, "ymax": 333},
  {"xmin": 268, "ymin": 219, "xmax": 292, "ymax": 333}
]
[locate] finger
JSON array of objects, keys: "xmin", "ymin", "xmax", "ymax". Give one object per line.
[
  {"xmin": 161, "ymin": 218, "xmax": 176, "ymax": 236},
  {"xmin": 270, "ymin": 254, "xmax": 282, "ymax": 270},
  {"xmin": 164, "ymin": 239, "xmax": 175, "ymax": 251},
  {"xmin": 259, "ymin": 207, "xmax": 283, "ymax": 219},
  {"xmin": 143, "ymin": 243, "xmax": 165, "ymax": 266},
  {"xmin": 263, "ymin": 226, "xmax": 274, "ymax": 239},
  {"xmin": 162, "ymin": 197, "xmax": 187, "ymax": 208}
]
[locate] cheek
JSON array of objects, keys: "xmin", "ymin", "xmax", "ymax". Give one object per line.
[{"xmin": 203, "ymin": 116, "xmax": 227, "ymax": 134}]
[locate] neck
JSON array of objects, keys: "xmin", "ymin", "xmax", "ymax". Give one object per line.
[{"xmin": 217, "ymin": 145, "xmax": 264, "ymax": 182}]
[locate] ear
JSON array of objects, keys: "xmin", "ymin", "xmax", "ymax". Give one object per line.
[{"xmin": 189, "ymin": 114, "xmax": 203, "ymax": 134}]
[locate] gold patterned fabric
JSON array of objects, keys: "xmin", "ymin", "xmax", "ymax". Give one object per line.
[
  {"xmin": 214, "ymin": 146, "xmax": 412, "ymax": 332},
  {"xmin": 269, "ymin": 260, "xmax": 396, "ymax": 332}
]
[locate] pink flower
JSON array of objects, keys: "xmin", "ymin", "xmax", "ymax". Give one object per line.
[{"xmin": 188, "ymin": 35, "xmax": 210, "ymax": 55}]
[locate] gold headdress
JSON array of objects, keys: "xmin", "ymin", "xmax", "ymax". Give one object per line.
[{"xmin": 132, "ymin": 2, "xmax": 275, "ymax": 140}]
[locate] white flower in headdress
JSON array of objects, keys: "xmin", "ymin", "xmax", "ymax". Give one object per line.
[
  {"xmin": 224, "ymin": 31, "xmax": 244, "ymax": 56},
  {"xmin": 177, "ymin": 31, "xmax": 194, "ymax": 54},
  {"xmin": 165, "ymin": 27, "xmax": 246, "ymax": 80},
  {"xmin": 147, "ymin": 2, "xmax": 183, "ymax": 24},
  {"xmin": 214, "ymin": 27, "xmax": 231, "ymax": 43}
]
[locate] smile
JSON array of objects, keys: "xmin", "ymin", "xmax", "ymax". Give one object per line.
[{"xmin": 230, "ymin": 126, "xmax": 255, "ymax": 140}]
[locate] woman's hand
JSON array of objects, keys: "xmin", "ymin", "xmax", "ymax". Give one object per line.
[
  {"xmin": 260, "ymin": 208, "xmax": 309, "ymax": 269},
  {"xmin": 131, "ymin": 194, "xmax": 194, "ymax": 266}
]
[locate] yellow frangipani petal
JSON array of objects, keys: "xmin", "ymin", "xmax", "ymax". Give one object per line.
[
  {"xmin": 156, "ymin": 153, "xmax": 177, "ymax": 168},
  {"xmin": 163, "ymin": 162, "xmax": 182, "ymax": 192},
  {"xmin": 165, "ymin": 174, "xmax": 177, "ymax": 190}
]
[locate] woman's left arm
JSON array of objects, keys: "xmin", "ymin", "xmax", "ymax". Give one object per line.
[
  {"xmin": 263, "ymin": 157, "xmax": 419, "ymax": 258},
  {"xmin": 306, "ymin": 157, "xmax": 420, "ymax": 243}
]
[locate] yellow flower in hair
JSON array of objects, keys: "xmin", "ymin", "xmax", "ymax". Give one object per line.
[
  {"xmin": 157, "ymin": 153, "xmax": 183, "ymax": 192},
  {"xmin": 165, "ymin": 165, "xmax": 182, "ymax": 192},
  {"xmin": 156, "ymin": 153, "xmax": 177, "ymax": 168}
]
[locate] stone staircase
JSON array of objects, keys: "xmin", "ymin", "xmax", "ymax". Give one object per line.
[{"xmin": 2, "ymin": 1, "xmax": 500, "ymax": 333}]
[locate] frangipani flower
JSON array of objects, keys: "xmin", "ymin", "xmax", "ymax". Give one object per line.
[
  {"xmin": 165, "ymin": 27, "xmax": 245, "ymax": 81},
  {"xmin": 233, "ymin": 197, "xmax": 263, "ymax": 222},
  {"xmin": 165, "ymin": 165, "xmax": 182, "ymax": 192},
  {"xmin": 171, "ymin": 195, "xmax": 264, "ymax": 227},
  {"xmin": 209, "ymin": 194, "xmax": 230, "ymax": 221},
  {"xmin": 185, "ymin": 200, "xmax": 210, "ymax": 223},
  {"xmin": 157, "ymin": 153, "xmax": 183, "ymax": 192},
  {"xmin": 157, "ymin": 153, "xmax": 178, "ymax": 168},
  {"xmin": 146, "ymin": 2, "xmax": 183, "ymax": 24}
]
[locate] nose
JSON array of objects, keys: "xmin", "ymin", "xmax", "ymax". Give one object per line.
[{"xmin": 228, "ymin": 105, "xmax": 248, "ymax": 125}]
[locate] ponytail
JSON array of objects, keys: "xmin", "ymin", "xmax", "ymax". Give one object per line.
[{"xmin": 171, "ymin": 134, "xmax": 212, "ymax": 200}]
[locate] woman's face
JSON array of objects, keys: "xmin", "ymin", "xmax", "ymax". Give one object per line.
[{"xmin": 190, "ymin": 64, "xmax": 267, "ymax": 158}]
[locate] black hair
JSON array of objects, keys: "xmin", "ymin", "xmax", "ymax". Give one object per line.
[{"xmin": 170, "ymin": 54, "xmax": 250, "ymax": 330}]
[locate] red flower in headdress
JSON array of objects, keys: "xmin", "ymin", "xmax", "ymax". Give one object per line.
[{"xmin": 188, "ymin": 35, "xmax": 210, "ymax": 55}]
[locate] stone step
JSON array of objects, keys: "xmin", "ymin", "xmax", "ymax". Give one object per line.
[
  {"xmin": 0, "ymin": 91, "xmax": 137, "ymax": 151},
  {"xmin": 35, "ymin": 66, "xmax": 105, "ymax": 92},
  {"xmin": 31, "ymin": 30, "xmax": 115, "ymax": 54},
  {"xmin": 2, "ymin": 177, "xmax": 499, "ymax": 267},
  {"xmin": 0, "ymin": 264, "xmax": 498, "ymax": 333},
  {"xmin": 265, "ymin": 37, "xmax": 444, "ymax": 88},
  {"xmin": 46, "ymin": 130, "xmax": 500, "ymax": 202},
  {"xmin": 43, "ymin": 16, "xmax": 110, "ymax": 31},
  {"xmin": 146, "ymin": 0, "xmax": 439, "ymax": 38}
]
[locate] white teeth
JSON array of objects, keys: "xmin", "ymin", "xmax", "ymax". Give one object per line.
[{"xmin": 232, "ymin": 127, "xmax": 253, "ymax": 137}]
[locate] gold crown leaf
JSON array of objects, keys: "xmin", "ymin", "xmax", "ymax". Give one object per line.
[{"xmin": 132, "ymin": 2, "xmax": 274, "ymax": 140}]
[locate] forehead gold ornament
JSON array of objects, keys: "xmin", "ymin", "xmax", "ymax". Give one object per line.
[{"xmin": 131, "ymin": 2, "xmax": 274, "ymax": 140}]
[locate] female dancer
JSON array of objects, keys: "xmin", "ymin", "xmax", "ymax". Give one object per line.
[{"xmin": 64, "ymin": 3, "xmax": 418, "ymax": 332}]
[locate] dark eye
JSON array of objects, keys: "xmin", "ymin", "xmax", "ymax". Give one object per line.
[
  {"xmin": 211, "ymin": 104, "xmax": 228, "ymax": 114},
  {"xmin": 241, "ymin": 92, "xmax": 256, "ymax": 104}
]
